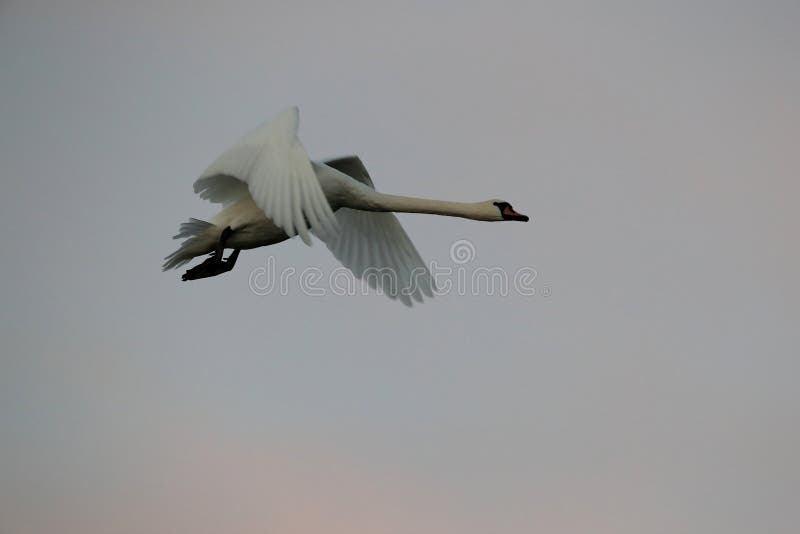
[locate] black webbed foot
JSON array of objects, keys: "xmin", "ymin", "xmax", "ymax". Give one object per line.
[
  {"xmin": 181, "ymin": 249, "xmax": 241, "ymax": 281},
  {"xmin": 182, "ymin": 254, "xmax": 221, "ymax": 281},
  {"xmin": 181, "ymin": 226, "xmax": 242, "ymax": 281}
]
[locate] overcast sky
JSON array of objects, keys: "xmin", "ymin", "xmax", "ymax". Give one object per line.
[{"xmin": 1, "ymin": 1, "xmax": 798, "ymax": 533}]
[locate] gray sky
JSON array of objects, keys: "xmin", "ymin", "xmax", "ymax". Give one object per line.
[{"xmin": 1, "ymin": 1, "xmax": 798, "ymax": 533}]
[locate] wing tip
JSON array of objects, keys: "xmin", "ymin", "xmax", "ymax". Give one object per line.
[{"xmin": 275, "ymin": 105, "xmax": 301, "ymax": 132}]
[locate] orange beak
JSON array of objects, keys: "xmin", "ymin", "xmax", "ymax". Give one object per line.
[{"xmin": 502, "ymin": 205, "xmax": 530, "ymax": 222}]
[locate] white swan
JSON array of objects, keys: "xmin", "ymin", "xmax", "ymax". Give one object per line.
[{"xmin": 163, "ymin": 107, "xmax": 529, "ymax": 304}]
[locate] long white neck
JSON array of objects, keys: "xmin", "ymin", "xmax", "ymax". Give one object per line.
[{"xmin": 344, "ymin": 187, "xmax": 496, "ymax": 221}]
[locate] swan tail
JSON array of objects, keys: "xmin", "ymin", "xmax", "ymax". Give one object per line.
[{"xmin": 162, "ymin": 218, "xmax": 216, "ymax": 271}]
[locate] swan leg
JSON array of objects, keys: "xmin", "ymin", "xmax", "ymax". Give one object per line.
[{"xmin": 181, "ymin": 227, "xmax": 240, "ymax": 281}]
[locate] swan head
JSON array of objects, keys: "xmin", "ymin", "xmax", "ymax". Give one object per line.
[{"xmin": 488, "ymin": 200, "xmax": 529, "ymax": 222}]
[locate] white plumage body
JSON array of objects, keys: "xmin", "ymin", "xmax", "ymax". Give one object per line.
[{"xmin": 169, "ymin": 163, "xmax": 365, "ymax": 255}]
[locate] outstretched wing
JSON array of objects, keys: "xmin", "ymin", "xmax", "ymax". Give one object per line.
[
  {"xmin": 193, "ymin": 107, "xmax": 338, "ymax": 245},
  {"xmin": 318, "ymin": 156, "xmax": 435, "ymax": 306}
]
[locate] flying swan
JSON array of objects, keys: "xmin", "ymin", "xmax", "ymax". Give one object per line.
[{"xmin": 163, "ymin": 107, "xmax": 529, "ymax": 305}]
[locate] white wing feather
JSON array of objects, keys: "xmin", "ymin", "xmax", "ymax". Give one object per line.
[
  {"xmin": 316, "ymin": 157, "xmax": 435, "ymax": 306},
  {"xmin": 323, "ymin": 209, "xmax": 435, "ymax": 305},
  {"xmin": 193, "ymin": 107, "xmax": 338, "ymax": 245}
]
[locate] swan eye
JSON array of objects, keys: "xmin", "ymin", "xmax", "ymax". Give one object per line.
[{"xmin": 493, "ymin": 201, "xmax": 513, "ymax": 214}]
